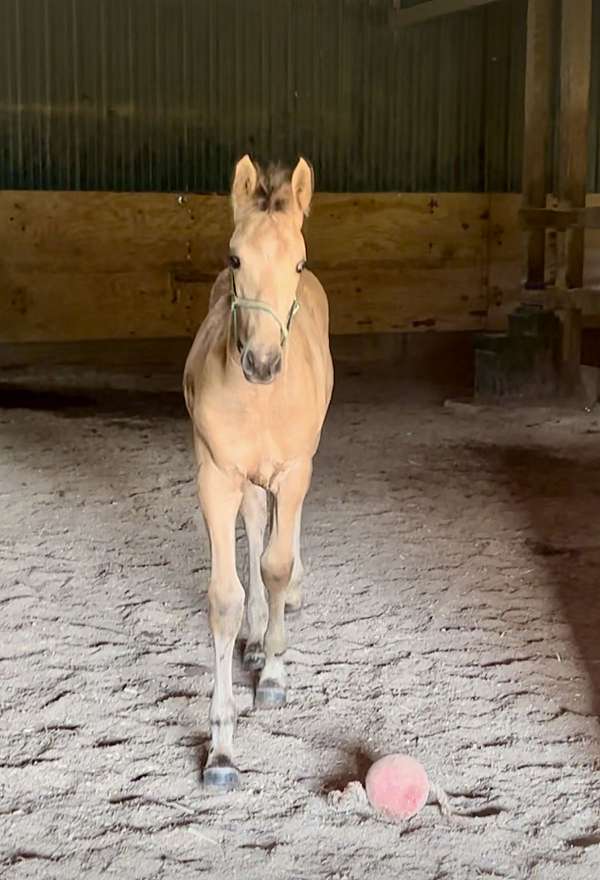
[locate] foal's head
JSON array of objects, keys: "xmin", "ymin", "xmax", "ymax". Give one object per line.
[{"xmin": 228, "ymin": 155, "xmax": 313, "ymax": 384}]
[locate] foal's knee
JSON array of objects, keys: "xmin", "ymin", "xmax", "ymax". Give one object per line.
[
  {"xmin": 208, "ymin": 579, "xmax": 244, "ymax": 637},
  {"xmin": 261, "ymin": 554, "xmax": 293, "ymax": 594}
]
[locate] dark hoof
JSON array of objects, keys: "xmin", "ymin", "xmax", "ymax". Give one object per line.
[
  {"xmin": 243, "ymin": 642, "xmax": 266, "ymax": 672},
  {"xmin": 255, "ymin": 679, "xmax": 286, "ymax": 709},
  {"xmin": 204, "ymin": 758, "xmax": 240, "ymax": 791}
]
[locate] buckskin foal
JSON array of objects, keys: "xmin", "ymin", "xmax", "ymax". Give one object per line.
[{"xmin": 183, "ymin": 156, "xmax": 333, "ymax": 789}]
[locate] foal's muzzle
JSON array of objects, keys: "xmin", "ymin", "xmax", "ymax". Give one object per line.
[{"xmin": 241, "ymin": 347, "xmax": 282, "ymax": 384}]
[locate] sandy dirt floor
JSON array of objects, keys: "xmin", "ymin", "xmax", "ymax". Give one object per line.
[{"xmin": 1, "ymin": 365, "xmax": 600, "ymax": 879}]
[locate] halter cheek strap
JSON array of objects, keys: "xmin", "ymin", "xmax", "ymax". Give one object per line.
[{"xmin": 229, "ymin": 271, "xmax": 300, "ymax": 347}]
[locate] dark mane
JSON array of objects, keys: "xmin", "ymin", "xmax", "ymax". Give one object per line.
[{"xmin": 253, "ymin": 163, "xmax": 292, "ymax": 213}]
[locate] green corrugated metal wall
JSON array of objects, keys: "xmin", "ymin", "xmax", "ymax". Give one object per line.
[{"xmin": 0, "ymin": 0, "xmax": 598, "ymax": 193}]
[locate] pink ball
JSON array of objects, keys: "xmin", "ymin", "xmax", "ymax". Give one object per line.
[{"xmin": 365, "ymin": 754, "xmax": 429, "ymax": 820}]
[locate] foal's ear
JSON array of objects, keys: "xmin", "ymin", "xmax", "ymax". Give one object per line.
[
  {"xmin": 231, "ymin": 155, "xmax": 259, "ymax": 221},
  {"xmin": 291, "ymin": 157, "xmax": 314, "ymax": 221}
]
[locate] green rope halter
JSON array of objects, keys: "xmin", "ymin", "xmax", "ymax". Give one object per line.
[{"xmin": 230, "ymin": 271, "xmax": 300, "ymax": 348}]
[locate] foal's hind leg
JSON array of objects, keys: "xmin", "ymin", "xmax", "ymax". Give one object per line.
[
  {"xmin": 240, "ymin": 482, "xmax": 268, "ymax": 671},
  {"xmin": 197, "ymin": 461, "xmax": 244, "ymax": 789},
  {"xmin": 257, "ymin": 461, "xmax": 312, "ymax": 707}
]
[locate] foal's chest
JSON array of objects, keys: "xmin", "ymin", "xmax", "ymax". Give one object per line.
[{"xmin": 198, "ymin": 386, "xmax": 319, "ymax": 481}]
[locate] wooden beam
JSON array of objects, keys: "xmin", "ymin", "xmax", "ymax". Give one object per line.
[
  {"xmin": 522, "ymin": 287, "xmax": 600, "ymax": 316},
  {"xmin": 392, "ymin": 0, "xmax": 500, "ymax": 28},
  {"xmin": 559, "ymin": 0, "xmax": 593, "ymax": 289},
  {"xmin": 520, "ymin": 207, "xmax": 579, "ymax": 230},
  {"xmin": 520, "ymin": 206, "xmax": 600, "ymax": 230},
  {"xmin": 522, "ymin": 0, "xmax": 554, "ymax": 289}
]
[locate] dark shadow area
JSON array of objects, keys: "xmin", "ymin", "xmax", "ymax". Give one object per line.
[
  {"xmin": 0, "ymin": 385, "xmax": 96, "ymax": 410},
  {"xmin": 0, "ymin": 382, "xmax": 187, "ymax": 420},
  {"xmin": 0, "ymin": 330, "xmax": 475, "ymax": 416},
  {"xmin": 331, "ymin": 332, "xmax": 474, "ymax": 407},
  {"xmin": 473, "ymin": 443, "xmax": 600, "ymax": 725},
  {"xmin": 320, "ymin": 743, "xmax": 374, "ymax": 794},
  {"xmin": 188, "ymin": 730, "xmax": 211, "ymax": 784}
]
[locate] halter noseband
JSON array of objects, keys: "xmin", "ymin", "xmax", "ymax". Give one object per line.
[{"xmin": 229, "ymin": 270, "xmax": 300, "ymax": 348}]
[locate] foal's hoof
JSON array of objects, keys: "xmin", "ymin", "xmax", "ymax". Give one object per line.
[
  {"xmin": 204, "ymin": 758, "xmax": 240, "ymax": 791},
  {"xmin": 255, "ymin": 679, "xmax": 287, "ymax": 709},
  {"xmin": 243, "ymin": 642, "xmax": 266, "ymax": 672}
]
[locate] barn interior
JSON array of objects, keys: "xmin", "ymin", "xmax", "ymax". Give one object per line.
[{"xmin": 2, "ymin": 1, "xmax": 600, "ymax": 878}]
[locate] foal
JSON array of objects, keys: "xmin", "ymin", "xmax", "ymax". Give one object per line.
[{"xmin": 183, "ymin": 156, "xmax": 333, "ymax": 789}]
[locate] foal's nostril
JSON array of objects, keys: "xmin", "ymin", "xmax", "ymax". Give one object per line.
[
  {"xmin": 271, "ymin": 353, "xmax": 282, "ymax": 376},
  {"xmin": 244, "ymin": 349, "xmax": 255, "ymax": 372}
]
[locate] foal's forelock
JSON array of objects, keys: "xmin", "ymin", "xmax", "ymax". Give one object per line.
[{"xmin": 249, "ymin": 164, "xmax": 293, "ymax": 216}]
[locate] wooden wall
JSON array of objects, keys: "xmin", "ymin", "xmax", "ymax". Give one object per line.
[{"xmin": 1, "ymin": 191, "xmax": 599, "ymax": 343}]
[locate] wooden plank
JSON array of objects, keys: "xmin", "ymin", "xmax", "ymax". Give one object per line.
[
  {"xmin": 0, "ymin": 191, "xmax": 490, "ymax": 342},
  {"xmin": 0, "ymin": 191, "xmax": 487, "ymax": 273},
  {"xmin": 1, "ymin": 264, "xmax": 487, "ymax": 342},
  {"xmin": 486, "ymin": 193, "xmax": 523, "ymax": 324},
  {"xmin": 522, "ymin": 0, "xmax": 554, "ymax": 288},
  {"xmin": 0, "ymin": 192, "xmax": 229, "ymax": 275},
  {"xmin": 2, "ymin": 272, "xmax": 209, "ymax": 342},
  {"xmin": 391, "ymin": 0, "xmax": 500, "ymax": 28},
  {"xmin": 559, "ymin": 0, "xmax": 593, "ymax": 289}
]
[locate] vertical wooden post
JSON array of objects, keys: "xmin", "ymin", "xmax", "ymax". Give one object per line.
[
  {"xmin": 558, "ymin": 0, "xmax": 592, "ymax": 290},
  {"xmin": 558, "ymin": 0, "xmax": 592, "ymax": 392},
  {"xmin": 522, "ymin": 0, "xmax": 553, "ymax": 289},
  {"xmin": 561, "ymin": 304, "xmax": 582, "ymax": 379}
]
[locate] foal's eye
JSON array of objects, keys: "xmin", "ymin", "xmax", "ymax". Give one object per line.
[
  {"xmin": 229, "ymin": 254, "xmax": 241, "ymax": 270},
  {"xmin": 296, "ymin": 259, "xmax": 306, "ymax": 273}
]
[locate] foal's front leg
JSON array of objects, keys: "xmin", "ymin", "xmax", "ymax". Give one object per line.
[
  {"xmin": 197, "ymin": 461, "xmax": 244, "ymax": 790},
  {"xmin": 257, "ymin": 461, "xmax": 312, "ymax": 707},
  {"xmin": 240, "ymin": 482, "xmax": 268, "ymax": 671}
]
